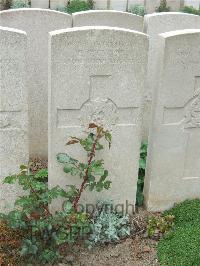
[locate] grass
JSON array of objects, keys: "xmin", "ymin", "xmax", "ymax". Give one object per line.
[{"xmin": 157, "ymin": 199, "xmax": 200, "ymax": 266}]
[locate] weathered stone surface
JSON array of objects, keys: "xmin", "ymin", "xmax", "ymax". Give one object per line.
[
  {"xmin": 145, "ymin": 0, "xmax": 160, "ymax": 13},
  {"xmin": 73, "ymin": 10, "xmax": 143, "ymax": 32},
  {"xmin": 110, "ymin": 0, "xmax": 128, "ymax": 11},
  {"xmin": 167, "ymin": 0, "xmax": 182, "ymax": 11},
  {"xmin": 31, "ymin": 0, "xmax": 49, "ymax": 8},
  {"xmin": 144, "ymin": 29, "xmax": 200, "ymax": 211},
  {"xmin": 143, "ymin": 12, "xmax": 200, "ymax": 139},
  {"xmin": 49, "ymin": 27, "xmax": 148, "ymax": 210},
  {"xmin": 50, "ymin": 0, "xmax": 68, "ymax": 9},
  {"xmin": 0, "ymin": 27, "xmax": 28, "ymax": 212},
  {"xmin": 184, "ymin": 0, "xmax": 200, "ymax": 9},
  {"xmin": 0, "ymin": 8, "xmax": 72, "ymax": 157}
]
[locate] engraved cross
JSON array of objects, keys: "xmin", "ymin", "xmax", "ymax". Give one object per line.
[{"xmin": 57, "ymin": 75, "xmax": 140, "ymax": 129}]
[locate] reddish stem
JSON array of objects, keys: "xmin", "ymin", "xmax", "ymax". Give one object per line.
[{"xmin": 72, "ymin": 135, "xmax": 99, "ymax": 211}]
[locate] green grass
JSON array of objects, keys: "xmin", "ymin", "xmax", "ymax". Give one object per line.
[
  {"xmin": 157, "ymin": 199, "xmax": 200, "ymax": 266},
  {"xmin": 164, "ymin": 199, "xmax": 200, "ymax": 226}
]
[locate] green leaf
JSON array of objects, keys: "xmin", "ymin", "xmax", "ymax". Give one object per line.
[
  {"xmin": 139, "ymin": 158, "xmax": 146, "ymax": 170},
  {"xmin": 57, "ymin": 153, "xmax": 71, "ymax": 163},
  {"xmin": 96, "ymin": 183, "xmax": 104, "ymax": 192},
  {"xmin": 63, "ymin": 165, "xmax": 73, "ymax": 173},
  {"xmin": 89, "ymin": 182, "xmax": 96, "ymax": 191},
  {"xmin": 20, "ymin": 165, "xmax": 28, "ymax": 171},
  {"xmin": 105, "ymin": 132, "xmax": 112, "ymax": 143},
  {"xmin": 96, "ymin": 142, "xmax": 104, "ymax": 150},
  {"xmin": 3, "ymin": 175, "xmax": 17, "ymax": 184},
  {"xmin": 88, "ymin": 174, "xmax": 95, "ymax": 182},
  {"xmin": 63, "ymin": 201, "xmax": 73, "ymax": 213},
  {"xmin": 71, "ymin": 167, "xmax": 79, "ymax": 176},
  {"xmin": 103, "ymin": 180, "xmax": 112, "ymax": 190},
  {"xmin": 35, "ymin": 168, "xmax": 48, "ymax": 179}
]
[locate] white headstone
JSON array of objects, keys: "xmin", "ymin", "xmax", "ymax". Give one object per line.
[
  {"xmin": 0, "ymin": 27, "xmax": 28, "ymax": 212},
  {"xmin": 110, "ymin": 0, "xmax": 127, "ymax": 11},
  {"xmin": 144, "ymin": 29, "xmax": 200, "ymax": 211},
  {"xmin": 145, "ymin": 0, "xmax": 160, "ymax": 13},
  {"xmin": 72, "ymin": 10, "xmax": 143, "ymax": 32},
  {"xmin": 143, "ymin": 12, "xmax": 200, "ymax": 139},
  {"xmin": 31, "ymin": 0, "xmax": 49, "ymax": 8},
  {"xmin": 184, "ymin": 0, "xmax": 200, "ymax": 9},
  {"xmin": 94, "ymin": 0, "xmax": 108, "ymax": 9},
  {"xmin": 49, "ymin": 27, "xmax": 148, "ymax": 211},
  {"xmin": 167, "ymin": 0, "xmax": 181, "ymax": 11},
  {"xmin": 50, "ymin": 0, "xmax": 68, "ymax": 10},
  {"xmin": 0, "ymin": 8, "xmax": 72, "ymax": 158}
]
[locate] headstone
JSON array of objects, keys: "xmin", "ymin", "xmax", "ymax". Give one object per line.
[
  {"xmin": 73, "ymin": 10, "xmax": 143, "ymax": 32},
  {"xmin": 31, "ymin": 0, "xmax": 49, "ymax": 8},
  {"xmin": 0, "ymin": 8, "xmax": 72, "ymax": 158},
  {"xmin": 167, "ymin": 0, "xmax": 181, "ymax": 11},
  {"xmin": 0, "ymin": 26, "xmax": 28, "ymax": 212},
  {"xmin": 144, "ymin": 29, "xmax": 200, "ymax": 211},
  {"xmin": 49, "ymin": 27, "xmax": 148, "ymax": 211},
  {"xmin": 94, "ymin": 0, "xmax": 108, "ymax": 10},
  {"xmin": 110, "ymin": 0, "xmax": 127, "ymax": 11},
  {"xmin": 145, "ymin": 0, "xmax": 160, "ymax": 13},
  {"xmin": 184, "ymin": 0, "xmax": 200, "ymax": 9},
  {"xmin": 143, "ymin": 12, "xmax": 200, "ymax": 139},
  {"xmin": 128, "ymin": 0, "xmax": 145, "ymax": 10},
  {"xmin": 50, "ymin": 0, "xmax": 68, "ymax": 10}
]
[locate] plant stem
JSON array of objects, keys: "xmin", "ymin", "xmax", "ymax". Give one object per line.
[
  {"xmin": 73, "ymin": 133, "xmax": 100, "ymax": 211},
  {"xmin": 27, "ymin": 176, "xmax": 51, "ymax": 217}
]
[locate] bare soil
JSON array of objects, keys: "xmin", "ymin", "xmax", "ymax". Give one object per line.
[{"xmin": 60, "ymin": 209, "xmax": 159, "ymax": 266}]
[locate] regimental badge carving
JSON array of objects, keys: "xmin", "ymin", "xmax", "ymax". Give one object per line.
[
  {"xmin": 184, "ymin": 94, "xmax": 200, "ymax": 129},
  {"xmin": 80, "ymin": 98, "xmax": 118, "ymax": 129},
  {"xmin": 0, "ymin": 113, "xmax": 10, "ymax": 129}
]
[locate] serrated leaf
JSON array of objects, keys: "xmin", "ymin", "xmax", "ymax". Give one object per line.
[
  {"xmin": 103, "ymin": 180, "xmax": 112, "ymax": 190},
  {"xmin": 34, "ymin": 168, "xmax": 48, "ymax": 179},
  {"xmin": 3, "ymin": 175, "xmax": 17, "ymax": 184},
  {"xmin": 57, "ymin": 153, "xmax": 71, "ymax": 163}
]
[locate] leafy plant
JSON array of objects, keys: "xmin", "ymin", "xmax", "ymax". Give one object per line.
[
  {"xmin": 11, "ymin": 0, "xmax": 30, "ymax": 8},
  {"xmin": 156, "ymin": 0, "xmax": 170, "ymax": 12},
  {"xmin": 129, "ymin": 4, "xmax": 146, "ymax": 17},
  {"xmin": 157, "ymin": 199, "xmax": 200, "ymax": 265},
  {"xmin": 181, "ymin": 5, "xmax": 200, "ymax": 16},
  {"xmin": 147, "ymin": 215, "xmax": 174, "ymax": 238},
  {"xmin": 0, "ymin": 0, "xmax": 12, "ymax": 9},
  {"xmin": 58, "ymin": 0, "xmax": 94, "ymax": 14},
  {"xmin": 0, "ymin": 124, "xmax": 112, "ymax": 264},
  {"xmin": 57, "ymin": 123, "xmax": 112, "ymax": 211},
  {"xmin": 136, "ymin": 141, "xmax": 148, "ymax": 206},
  {"xmin": 0, "ymin": 166, "xmax": 87, "ymax": 264},
  {"xmin": 87, "ymin": 201, "xmax": 132, "ymax": 248}
]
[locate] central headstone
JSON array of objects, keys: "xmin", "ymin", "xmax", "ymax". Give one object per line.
[
  {"xmin": 49, "ymin": 27, "xmax": 148, "ymax": 210},
  {"xmin": 0, "ymin": 8, "xmax": 72, "ymax": 157}
]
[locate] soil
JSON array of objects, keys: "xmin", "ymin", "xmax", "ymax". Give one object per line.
[{"xmin": 59, "ymin": 208, "xmax": 159, "ymax": 266}]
